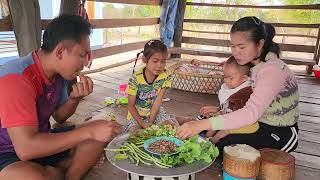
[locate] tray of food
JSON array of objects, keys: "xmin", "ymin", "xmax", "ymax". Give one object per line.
[{"xmin": 105, "ymin": 125, "xmax": 219, "ymax": 177}]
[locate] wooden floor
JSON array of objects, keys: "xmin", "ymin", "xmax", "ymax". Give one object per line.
[{"xmin": 64, "ymin": 60, "xmax": 320, "ymax": 179}]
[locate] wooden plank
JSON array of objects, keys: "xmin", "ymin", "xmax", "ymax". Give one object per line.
[
  {"xmin": 282, "ymin": 57, "xmax": 315, "ymax": 65},
  {"xmin": 300, "ymin": 102, "xmax": 320, "ymax": 117},
  {"xmin": 186, "ymin": 2, "xmax": 320, "ymax": 10},
  {"xmin": 300, "ymin": 88, "xmax": 320, "ymax": 97},
  {"xmin": 81, "ymin": 99, "xmax": 106, "ymax": 109},
  {"xmin": 169, "ymin": 47, "xmax": 230, "ymax": 58},
  {"xmin": 296, "ymin": 76, "xmax": 320, "ymax": 85},
  {"xmin": 90, "ymin": 73, "xmax": 127, "ymax": 85},
  {"xmin": 299, "ymin": 83, "xmax": 320, "ymax": 96},
  {"xmin": 300, "ymin": 96, "xmax": 320, "ymax": 105},
  {"xmin": 82, "ymin": 58, "xmax": 136, "ymax": 75},
  {"xmin": 280, "ymin": 45, "xmax": 315, "ymax": 54},
  {"xmin": 298, "ymin": 121, "xmax": 320, "ymax": 133},
  {"xmin": 182, "ymin": 37, "xmax": 230, "ymax": 47},
  {"xmin": 87, "ymin": 0, "xmax": 161, "ymax": 5},
  {"xmin": 91, "ymin": 79, "xmax": 118, "ymax": 91},
  {"xmin": 169, "ymin": 47, "xmax": 315, "ymax": 65},
  {"xmin": 300, "ymin": 91, "xmax": 320, "ymax": 98},
  {"xmin": 90, "ymin": 18, "xmax": 159, "ymax": 29},
  {"xmin": 91, "ymin": 41, "xmax": 147, "ymax": 59},
  {"xmin": 166, "ymin": 89, "xmax": 219, "ymax": 107},
  {"xmin": 299, "ymin": 114, "xmax": 320, "ymax": 124},
  {"xmin": 295, "ymin": 140, "xmax": 320, "ymax": 157},
  {"xmin": 184, "ymin": 19, "xmax": 320, "ymax": 29},
  {"xmin": 101, "ymin": 73, "xmax": 132, "ymax": 80},
  {"xmin": 299, "ymin": 130, "xmax": 320, "ymax": 144},
  {"xmin": 182, "ymin": 37, "xmax": 316, "ymax": 53},
  {"xmin": 295, "ymin": 165, "xmax": 320, "ymax": 180},
  {"xmin": 183, "ymin": 29, "xmax": 318, "ymax": 39},
  {"xmin": 291, "ymin": 152, "xmax": 320, "ymax": 169},
  {"xmin": 0, "ymin": 18, "xmax": 12, "ymax": 31}
]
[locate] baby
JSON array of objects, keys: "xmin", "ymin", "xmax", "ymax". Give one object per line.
[{"xmin": 199, "ymin": 56, "xmax": 259, "ymax": 143}]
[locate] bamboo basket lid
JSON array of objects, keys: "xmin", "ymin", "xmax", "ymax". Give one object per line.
[
  {"xmin": 258, "ymin": 148, "xmax": 295, "ymax": 180},
  {"xmin": 223, "ymin": 144, "xmax": 261, "ymax": 179}
]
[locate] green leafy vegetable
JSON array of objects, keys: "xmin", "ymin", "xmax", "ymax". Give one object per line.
[{"xmin": 161, "ymin": 136, "xmax": 219, "ymax": 166}]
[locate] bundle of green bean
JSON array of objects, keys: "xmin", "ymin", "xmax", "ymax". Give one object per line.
[{"xmin": 106, "ymin": 142, "xmax": 172, "ymax": 168}]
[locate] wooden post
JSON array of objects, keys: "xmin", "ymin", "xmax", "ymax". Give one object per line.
[
  {"xmin": 60, "ymin": 0, "xmax": 81, "ymax": 15},
  {"xmin": 308, "ymin": 26, "xmax": 320, "ymax": 74},
  {"xmin": 315, "ymin": 27, "xmax": 320, "ymax": 65},
  {"xmin": 172, "ymin": 0, "xmax": 187, "ymax": 58},
  {"xmin": 8, "ymin": 0, "xmax": 41, "ymax": 57}
]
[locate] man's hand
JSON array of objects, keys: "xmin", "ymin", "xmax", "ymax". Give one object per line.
[
  {"xmin": 69, "ymin": 75, "xmax": 93, "ymax": 102},
  {"xmin": 85, "ymin": 120, "xmax": 122, "ymax": 142}
]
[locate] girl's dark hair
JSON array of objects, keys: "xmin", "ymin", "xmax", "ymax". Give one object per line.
[
  {"xmin": 132, "ymin": 39, "xmax": 167, "ymax": 73},
  {"xmin": 230, "ymin": 16, "xmax": 280, "ymax": 62}
]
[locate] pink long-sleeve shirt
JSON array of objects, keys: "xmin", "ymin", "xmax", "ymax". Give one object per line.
[{"xmin": 210, "ymin": 53, "xmax": 299, "ymax": 130}]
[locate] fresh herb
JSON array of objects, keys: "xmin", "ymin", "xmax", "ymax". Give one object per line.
[{"xmin": 127, "ymin": 124, "xmax": 177, "ymax": 144}]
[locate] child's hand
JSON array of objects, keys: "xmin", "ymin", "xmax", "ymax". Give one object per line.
[
  {"xmin": 200, "ymin": 106, "xmax": 220, "ymax": 117},
  {"xmin": 190, "ymin": 59, "xmax": 201, "ymax": 67},
  {"xmin": 210, "ymin": 130, "xmax": 229, "ymax": 144},
  {"xmin": 141, "ymin": 122, "xmax": 152, "ymax": 129}
]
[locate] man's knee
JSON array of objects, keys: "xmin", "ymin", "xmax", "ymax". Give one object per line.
[{"xmin": 0, "ymin": 161, "xmax": 46, "ymax": 180}]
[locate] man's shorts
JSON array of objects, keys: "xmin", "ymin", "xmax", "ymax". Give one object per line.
[{"xmin": 0, "ymin": 125, "xmax": 75, "ymax": 171}]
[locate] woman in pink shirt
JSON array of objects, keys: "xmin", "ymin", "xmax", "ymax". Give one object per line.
[{"xmin": 177, "ymin": 16, "xmax": 299, "ymax": 154}]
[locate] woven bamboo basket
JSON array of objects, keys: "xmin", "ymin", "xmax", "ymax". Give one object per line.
[
  {"xmin": 258, "ymin": 148, "xmax": 295, "ymax": 180},
  {"xmin": 223, "ymin": 145, "xmax": 261, "ymax": 179},
  {"xmin": 168, "ymin": 60, "xmax": 224, "ymax": 94}
]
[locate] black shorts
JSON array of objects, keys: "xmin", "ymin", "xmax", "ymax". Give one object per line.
[
  {"xmin": 216, "ymin": 122, "xmax": 299, "ymax": 157},
  {"xmin": 0, "ymin": 125, "xmax": 75, "ymax": 171}
]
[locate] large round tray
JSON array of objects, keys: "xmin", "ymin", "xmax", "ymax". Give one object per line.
[{"xmin": 105, "ymin": 133, "xmax": 215, "ymax": 177}]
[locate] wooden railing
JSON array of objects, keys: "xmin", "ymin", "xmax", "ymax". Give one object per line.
[
  {"xmin": 1, "ymin": 0, "xmax": 319, "ymax": 72},
  {"xmin": 185, "ymin": 3, "xmax": 320, "ymax": 10},
  {"xmin": 0, "ymin": 18, "xmax": 12, "ymax": 31},
  {"xmin": 88, "ymin": 0, "xmax": 162, "ymax": 5},
  {"xmin": 85, "ymin": 0, "xmax": 162, "ymax": 69},
  {"xmin": 172, "ymin": 2, "xmax": 320, "ymax": 71}
]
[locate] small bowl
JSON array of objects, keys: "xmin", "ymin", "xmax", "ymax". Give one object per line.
[
  {"xmin": 144, "ymin": 136, "xmax": 184, "ymax": 156},
  {"xmin": 313, "ymin": 69, "xmax": 320, "ymax": 78}
]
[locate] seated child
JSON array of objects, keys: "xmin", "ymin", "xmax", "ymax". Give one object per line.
[
  {"xmin": 123, "ymin": 40, "xmax": 178, "ymax": 133},
  {"xmin": 199, "ymin": 56, "xmax": 259, "ymax": 143}
]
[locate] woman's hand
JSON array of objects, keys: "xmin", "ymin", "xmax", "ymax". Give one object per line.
[{"xmin": 176, "ymin": 119, "xmax": 211, "ymax": 139}]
